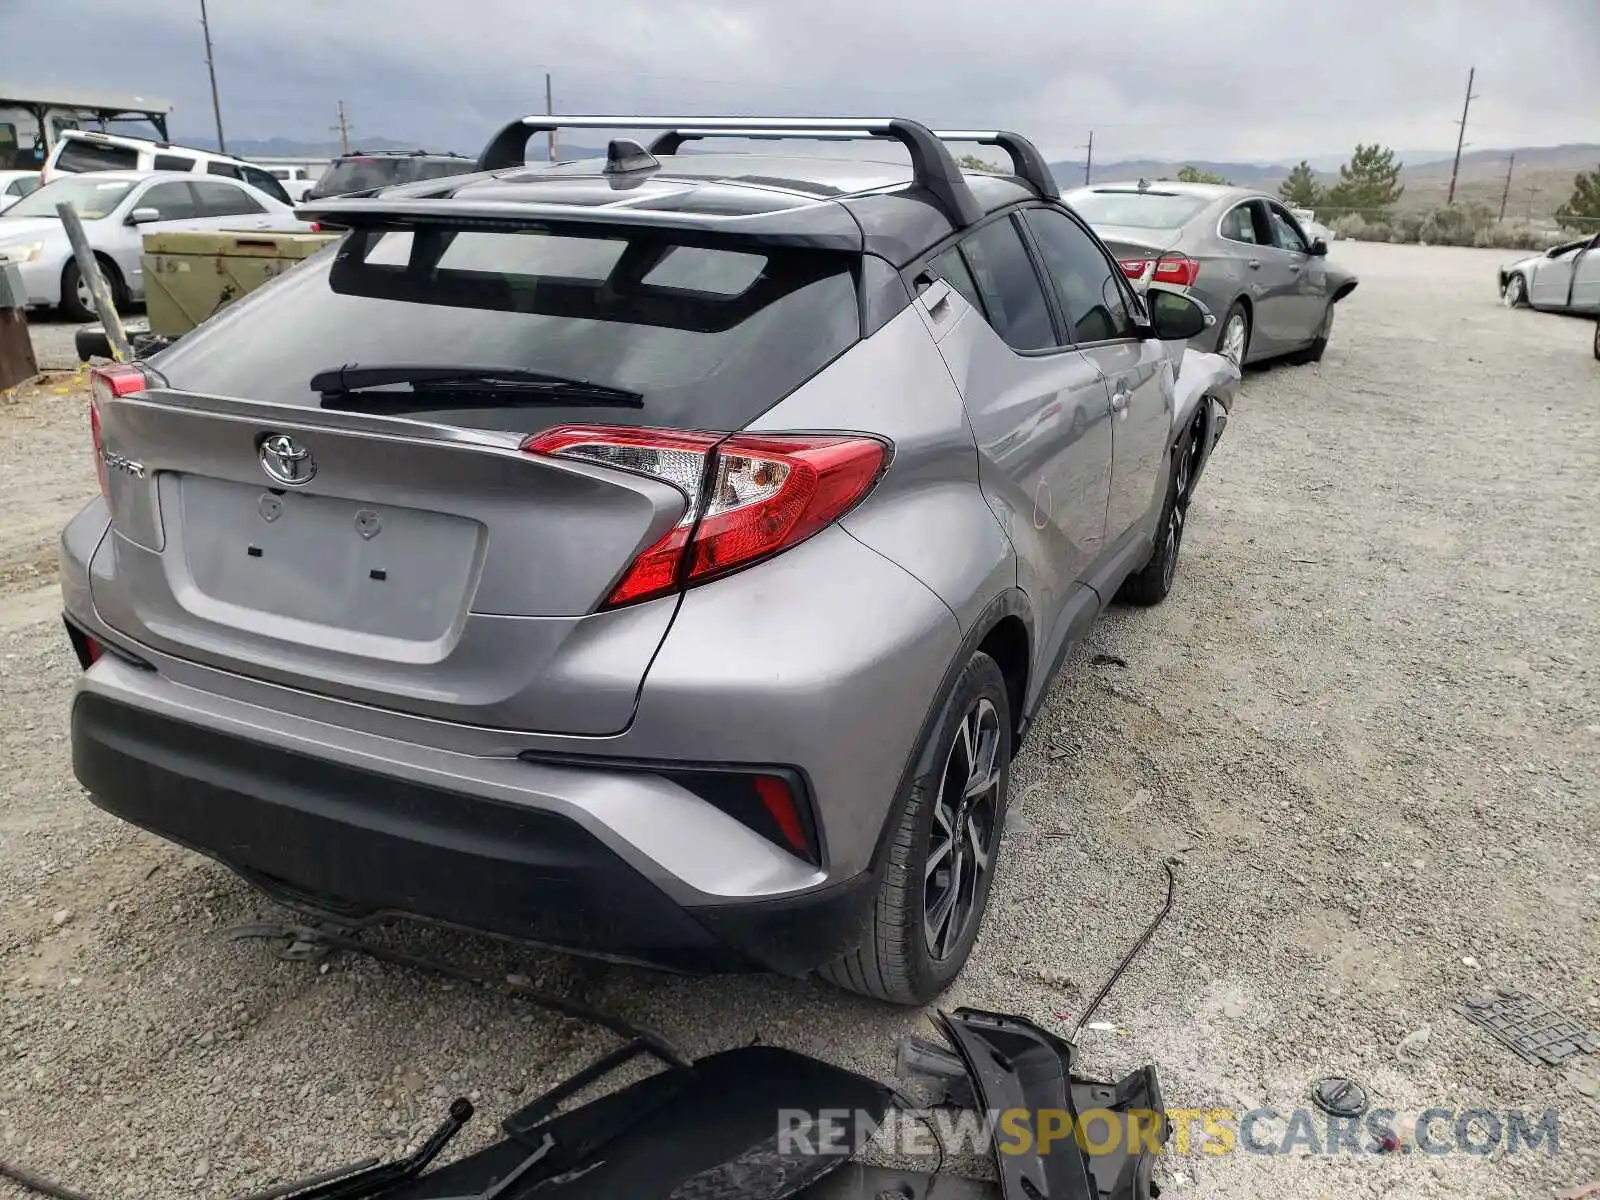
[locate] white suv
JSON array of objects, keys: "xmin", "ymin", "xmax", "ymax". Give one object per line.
[{"xmin": 42, "ymin": 130, "xmax": 293, "ymax": 205}]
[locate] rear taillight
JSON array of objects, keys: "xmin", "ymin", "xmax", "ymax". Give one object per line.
[
  {"xmin": 1118, "ymin": 258, "xmax": 1150, "ymax": 279},
  {"xmin": 1151, "ymin": 255, "xmax": 1201, "ymax": 287},
  {"xmin": 88, "ymin": 363, "xmax": 149, "ymax": 500},
  {"xmin": 524, "ymin": 425, "xmax": 889, "ymax": 608}
]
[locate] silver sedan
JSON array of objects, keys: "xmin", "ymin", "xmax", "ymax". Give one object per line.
[
  {"xmin": 1063, "ymin": 181, "xmax": 1359, "ymax": 368},
  {"xmin": 1499, "ymin": 233, "xmax": 1600, "ymax": 316}
]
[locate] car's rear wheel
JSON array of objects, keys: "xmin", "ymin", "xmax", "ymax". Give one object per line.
[
  {"xmin": 1118, "ymin": 414, "xmax": 1201, "ymax": 607},
  {"xmin": 819, "ymin": 650, "xmax": 1011, "ymax": 1005},
  {"xmin": 1503, "ymin": 273, "xmax": 1529, "ymax": 307},
  {"xmin": 1593, "ymin": 321, "xmax": 1599, "ymax": 362},
  {"xmin": 1218, "ymin": 301, "xmax": 1250, "ymax": 368}
]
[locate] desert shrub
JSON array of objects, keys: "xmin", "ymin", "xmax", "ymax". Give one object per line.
[
  {"xmin": 1472, "ymin": 223, "xmax": 1570, "ymax": 251},
  {"xmin": 1331, "ymin": 213, "xmax": 1369, "ymax": 240}
]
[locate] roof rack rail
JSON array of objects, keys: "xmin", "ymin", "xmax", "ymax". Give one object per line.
[
  {"xmin": 644, "ymin": 124, "xmax": 1059, "ymax": 204},
  {"xmin": 476, "ymin": 115, "xmax": 984, "ymax": 227}
]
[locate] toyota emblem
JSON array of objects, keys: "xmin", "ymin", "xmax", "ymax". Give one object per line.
[{"xmin": 259, "ymin": 434, "xmax": 316, "ymax": 486}]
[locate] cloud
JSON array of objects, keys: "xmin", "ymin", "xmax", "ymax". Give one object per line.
[{"xmin": 7, "ymin": 0, "xmax": 1598, "ymax": 163}]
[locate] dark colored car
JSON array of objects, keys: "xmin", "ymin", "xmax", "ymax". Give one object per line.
[{"xmin": 304, "ymin": 150, "xmax": 479, "ymax": 200}]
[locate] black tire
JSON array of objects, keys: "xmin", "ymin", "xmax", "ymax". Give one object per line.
[
  {"xmin": 819, "ymin": 651, "xmax": 1012, "ymax": 1005},
  {"xmin": 1592, "ymin": 321, "xmax": 1599, "ymax": 362},
  {"xmin": 1503, "ymin": 273, "xmax": 1528, "ymax": 308},
  {"xmin": 1118, "ymin": 416, "xmax": 1201, "ymax": 607},
  {"xmin": 1216, "ymin": 301, "xmax": 1250, "ymax": 369},
  {"xmin": 59, "ymin": 258, "xmax": 126, "ymax": 324},
  {"xmin": 1290, "ymin": 302, "xmax": 1334, "ymax": 365}
]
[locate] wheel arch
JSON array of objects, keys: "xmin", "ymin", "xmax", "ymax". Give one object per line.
[{"xmin": 863, "ymin": 588, "xmax": 1033, "ymax": 878}]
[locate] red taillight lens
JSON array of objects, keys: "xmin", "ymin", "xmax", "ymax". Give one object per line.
[
  {"xmin": 1152, "ymin": 255, "xmax": 1201, "ymax": 287},
  {"xmin": 1119, "ymin": 258, "xmax": 1151, "ymax": 279},
  {"xmin": 88, "ymin": 363, "xmax": 149, "ymax": 501},
  {"xmin": 752, "ymin": 775, "xmax": 810, "ymax": 857},
  {"xmin": 523, "ymin": 425, "xmax": 889, "ymax": 608}
]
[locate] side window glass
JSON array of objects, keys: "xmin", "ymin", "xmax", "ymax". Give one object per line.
[
  {"xmin": 242, "ymin": 167, "xmax": 292, "ymax": 204},
  {"xmin": 1221, "ymin": 205, "xmax": 1258, "ymax": 244},
  {"xmin": 1025, "ymin": 207, "xmax": 1135, "ymax": 344},
  {"xmin": 193, "ymin": 180, "xmax": 265, "ymax": 217},
  {"xmin": 1269, "ymin": 206, "xmax": 1308, "ymax": 253},
  {"xmin": 206, "ymin": 161, "xmax": 243, "ymax": 180},
  {"xmin": 927, "ymin": 246, "xmax": 986, "ymax": 317},
  {"xmin": 139, "ymin": 182, "xmax": 197, "ymax": 221},
  {"xmin": 959, "ymin": 216, "xmax": 1055, "ymax": 351},
  {"xmin": 153, "ymin": 154, "xmax": 196, "ymax": 172}
]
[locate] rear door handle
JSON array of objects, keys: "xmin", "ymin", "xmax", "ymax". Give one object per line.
[
  {"xmin": 1109, "ymin": 386, "xmax": 1131, "ymax": 414},
  {"xmin": 1247, "ymin": 259, "xmax": 1261, "ymax": 269}
]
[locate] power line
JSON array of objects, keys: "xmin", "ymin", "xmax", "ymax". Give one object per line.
[
  {"xmin": 1446, "ymin": 65, "xmax": 1478, "ymax": 206},
  {"xmin": 197, "ymin": 0, "xmax": 226, "ymax": 153}
]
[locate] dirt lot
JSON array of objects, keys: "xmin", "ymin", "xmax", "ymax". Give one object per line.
[{"xmin": 1, "ymin": 243, "xmax": 1596, "ymax": 1199}]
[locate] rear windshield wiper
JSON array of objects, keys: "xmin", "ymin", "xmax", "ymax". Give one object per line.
[{"xmin": 310, "ymin": 364, "xmax": 643, "ymax": 407}]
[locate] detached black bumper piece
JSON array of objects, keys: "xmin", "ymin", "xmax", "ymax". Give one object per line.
[
  {"xmin": 70, "ymin": 692, "xmax": 867, "ymax": 976},
  {"xmin": 939, "ymin": 1008, "xmax": 1168, "ymax": 1200}
]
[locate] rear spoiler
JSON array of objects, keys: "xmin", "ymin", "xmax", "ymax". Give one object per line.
[{"xmin": 470, "ymin": 115, "xmax": 1058, "ymax": 227}]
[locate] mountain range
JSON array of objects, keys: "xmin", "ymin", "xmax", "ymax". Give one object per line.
[{"xmin": 186, "ymin": 133, "xmax": 1599, "ymax": 218}]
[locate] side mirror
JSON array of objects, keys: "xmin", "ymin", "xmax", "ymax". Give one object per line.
[
  {"xmin": 127, "ymin": 207, "xmax": 161, "ymax": 225},
  {"xmin": 1145, "ymin": 286, "xmax": 1211, "ymax": 341},
  {"xmin": 1309, "ymin": 237, "xmax": 1329, "ymax": 257}
]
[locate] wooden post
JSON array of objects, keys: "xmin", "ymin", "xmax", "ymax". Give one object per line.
[{"xmin": 56, "ymin": 201, "xmax": 133, "ymax": 362}]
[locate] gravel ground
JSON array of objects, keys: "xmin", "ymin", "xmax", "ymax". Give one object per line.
[
  {"xmin": 0, "ymin": 242, "xmax": 1596, "ymax": 1199},
  {"xmin": 18, "ymin": 313, "xmax": 85, "ymax": 373}
]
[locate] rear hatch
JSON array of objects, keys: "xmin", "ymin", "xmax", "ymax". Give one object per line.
[{"xmin": 89, "ymin": 218, "xmax": 862, "ymax": 734}]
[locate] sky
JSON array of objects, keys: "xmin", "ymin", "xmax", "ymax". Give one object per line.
[{"xmin": 5, "ymin": 0, "xmax": 1598, "ymax": 165}]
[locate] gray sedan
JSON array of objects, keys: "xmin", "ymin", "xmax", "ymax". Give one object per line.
[{"xmin": 1063, "ymin": 181, "xmax": 1359, "ymax": 367}]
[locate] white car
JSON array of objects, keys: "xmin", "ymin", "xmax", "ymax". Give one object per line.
[
  {"xmin": 0, "ymin": 170, "xmax": 308, "ymax": 320},
  {"xmin": 0, "ymin": 170, "xmax": 41, "ymax": 213},
  {"xmin": 1499, "ymin": 233, "xmax": 1600, "ymax": 316},
  {"xmin": 266, "ymin": 165, "xmax": 319, "ymax": 202},
  {"xmin": 42, "ymin": 130, "xmax": 294, "ymax": 207}
]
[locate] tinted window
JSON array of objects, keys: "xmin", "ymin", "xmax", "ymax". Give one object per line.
[
  {"xmin": 139, "ymin": 181, "xmax": 198, "ymax": 221},
  {"xmin": 153, "ymin": 154, "xmax": 196, "ymax": 172},
  {"xmin": 151, "ymin": 227, "xmax": 862, "ymax": 435},
  {"xmin": 241, "ymin": 167, "xmax": 291, "ymax": 204},
  {"xmin": 927, "ymin": 246, "xmax": 986, "ymax": 317},
  {"xmin": 309, "ymin": 157, "xmax": 408, "ymax": 196},
  {"xmin": 205, "ymin": 161, "xmax": 242, "ymax": 179},
  {"xmin": 6, "ymin": 177, "xmax": 38, "ymax": 197},
  {"xmin": 416, "ymin": 159, "xmax": 473, "ymax": 180},
  {"xmin": 960, "ymin": 216, "xmax": 1055, "ymax": 351},
  {"xmin": 1026, "ymin": 208, "xmax": 1135, "ymax": 344},
  {"xmin": 1268, "ymin": 205, "xmax": 1308, "ymax": 253},
  {"xmin": 1064, "ymin": 189, "xmax": 1211, "ymax": 229},
  {"xmin": 1220, "ymin": 204, "xmax": 1260, "ymax": 243},
  {"xmin": 56, "ymin": 140, "xmax": 138, "ymax": 173},
  {"xmin": 192, "ymin": 180, "xmax": 265, "ymax": 217}
]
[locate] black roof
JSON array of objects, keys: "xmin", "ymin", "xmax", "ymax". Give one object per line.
[{"xmin": 301, "ymin": 152, "xmax": 1040, "ymax": 266}]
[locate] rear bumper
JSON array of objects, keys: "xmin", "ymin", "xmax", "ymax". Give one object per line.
[{"xmin": 69, "ymin": 669, "xmax": 876, "ymax": 976}]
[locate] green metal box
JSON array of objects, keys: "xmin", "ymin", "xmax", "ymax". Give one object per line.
[{"xmin": 141, "ymin": 229, "xmax": 340, "ymax": 336}]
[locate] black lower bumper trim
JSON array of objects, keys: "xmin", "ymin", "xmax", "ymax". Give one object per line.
[{"xmin": 71, "ymin": 692, "xmax": 870, "ymax": 975}]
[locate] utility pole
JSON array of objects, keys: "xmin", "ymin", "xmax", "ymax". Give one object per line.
[
  {"xmin": 1446, "ymin": 65, "xmax": 1477, "ymax": 206},
  {"xmin": 1079, "ymin": 130, "xmax": 1094, "ymax": 185},
  {"xmin": 198, "ymin": 0, "xmax": 226, "ymax": 153},
  {"xmin": 545, "ymin": 73, "xmax": 558, "ymax": 162},
  {"xmin": 1498, "ymin": 153, "xmax": 1515, "ymax": 222},
  {"xmin": 333, "ymin": 100, "xmax": 350, "ymax": 155}
]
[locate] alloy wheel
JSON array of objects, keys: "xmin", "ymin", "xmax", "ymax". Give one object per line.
[
  {"xmin": 76, "ymin": 276, "xmax": 98, "ymax": 316},
  {"xmin": 1161, "ymin": 428, "xmax": 1198, "ymax": 590},
  {"xmin": 1221, "ymin": 314, "xmax": 1247, "ymax": 367},
  {"xmin": 923, "ymin": 696, "xmax": 1002, "ymax": 961}
]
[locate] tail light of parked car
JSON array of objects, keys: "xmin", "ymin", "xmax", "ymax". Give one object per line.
[
  {"xmin": 524, "ymin": 425, "xmax": 889, "ymax": 609},
  {"xmin": 1119, "ymin": 255, "xmax": 1201, "ymax": 288},
  {"xmin": 88, "ymin": 363, "xmax": 154, "ymax": 501}
]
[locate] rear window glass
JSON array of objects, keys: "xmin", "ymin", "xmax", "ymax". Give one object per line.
[
  {"xmin": 152, "ymin": 226, "xmax": 862, "ymax": 434},
  {"xmin": 56, "ymin": 140, "xmax": 138, "ymax": 173},
  {"xmin": 1065, "ymin": 190, "xmax": 1211, "ymax": 229},
  {"xmin": 311, "ymin": 158, "xmax": 409, "ymax": 195}
]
